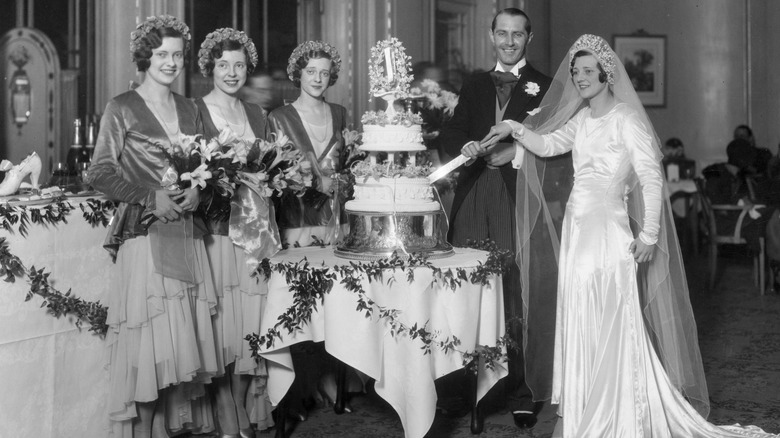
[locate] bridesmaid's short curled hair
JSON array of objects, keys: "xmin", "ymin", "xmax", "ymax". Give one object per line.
[
  {"xmin": 133, "ymin": 27, "xmax": 187, "ymax": 72},
  {"xmin": 290, "ymin": 50, "xmax": 339, "ymax": 88},
  {"xmin": 570, "ymin": 50, "xmax": 607, "ymax": 84},
  {"xmin": 201, "ymin": 39, "xmax": 254, "ymax": 77}
]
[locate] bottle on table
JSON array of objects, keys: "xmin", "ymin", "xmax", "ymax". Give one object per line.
[
  {"xmin": 85, "ymin": 117, "xmax": 97, "ymax": 160},
  {"xmin": 66, "ymin": 118, "xmax": 89, "ymax": 173},
  {"xmin": 64, "ymin": 118, "xmax": 91, "ymax": 190}
]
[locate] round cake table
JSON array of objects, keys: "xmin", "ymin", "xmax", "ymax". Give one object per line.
[{"xmin": 257, "ymin": 246, "xmax": 508, "ymax": 438}]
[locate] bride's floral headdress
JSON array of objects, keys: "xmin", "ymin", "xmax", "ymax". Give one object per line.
[
  {"xmin": 569, "ymin": 34, "xmax": 616, "ymax": 85},
  {"xmin": 286, "ymin": 40, "xmax": 342, "ymax": 81},
  {"xmin": 129, "ymin": 15, "xmax": 191, "ymax": 57},
  {"xmin": 198, "ymin": 28, "xmax": 258, "ymax": 76}
]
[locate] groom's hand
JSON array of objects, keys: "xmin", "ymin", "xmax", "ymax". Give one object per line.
[
  {"xmin": 461, "ymin": 140, "xmax": 487, "ymax": 158},
  {"xmin": 484, "ymin": 142, "xmax": 515, "ymax": 167}
]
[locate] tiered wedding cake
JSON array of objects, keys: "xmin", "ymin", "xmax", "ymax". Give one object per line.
[{"xmin": 335, "ymin": 38, "xmax": 453, "ymax": 260}]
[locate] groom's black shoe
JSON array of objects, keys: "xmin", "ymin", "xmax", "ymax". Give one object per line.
[{"xmin": 512, "ymin": 411, "xmax": 538, "ymax": 428}]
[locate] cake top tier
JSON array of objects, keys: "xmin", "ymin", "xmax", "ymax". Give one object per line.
[{"xmin": 369, "ymin": 38, "xmax": 413, "ymax": 100}]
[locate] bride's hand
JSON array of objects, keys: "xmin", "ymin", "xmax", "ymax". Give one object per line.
[
  {"xmin": 479, "ymin": 122, "xmax": 514, "ymax": 149},
  {"xmin": 629, "ymin": 238, "xmax": 655, "ymax": 263}
]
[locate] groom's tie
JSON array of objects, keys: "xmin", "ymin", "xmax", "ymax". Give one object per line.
[{"xmin": 490, "ymin": 70, "xmax": 519, "ymax": 109}]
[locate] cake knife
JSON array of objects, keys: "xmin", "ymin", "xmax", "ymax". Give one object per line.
[{"xmin": 428, "ymin": 154, "xmax": 473, "ymax": 183}]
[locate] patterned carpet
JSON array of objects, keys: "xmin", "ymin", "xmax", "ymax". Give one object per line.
[{"xmin": 253, "ymin": 248, "xmax": 780, "ymax": 438}]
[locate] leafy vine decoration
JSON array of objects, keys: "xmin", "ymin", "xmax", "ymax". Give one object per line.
[
  {"xmin": 0, "ymin": 198, "xmax": 114, "ymax": 336},
  {"xmin": 246, "ymin": 239, "xmax": 518, "ymax": 371},
  {"xmin": 0, "ymin": 237, "xmax": 108, "ymax": 335}
]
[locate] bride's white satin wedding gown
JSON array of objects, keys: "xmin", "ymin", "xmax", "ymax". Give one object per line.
[{"xmin": 528, "ymin": 103, "xmax": 777, "ymax": 438}]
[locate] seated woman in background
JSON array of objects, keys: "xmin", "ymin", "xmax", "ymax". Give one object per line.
[
  {"xmin": 662, "ymin": 137, "xmax": 695, "ymax": 180},
  {"xmin": 703, "ymin": 138, "xmax": 774, "ymax": 256}
]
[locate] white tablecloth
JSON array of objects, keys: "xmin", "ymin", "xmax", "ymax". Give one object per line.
[
  {"xmin": 259, "ymin": 247, "xmax": 508, "ymax": 438},
  {"xmin": 0, "ymin": 200, "xmax": 112, "ymax": 437}
]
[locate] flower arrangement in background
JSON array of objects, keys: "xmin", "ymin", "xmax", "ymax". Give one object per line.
[
  {"xmin": 408, "ymin": 78, "xmax": 459, "ymax": 140},
  {"xmin": 409, "ymin": 79, "xmax": 459, "ymax": 117}
]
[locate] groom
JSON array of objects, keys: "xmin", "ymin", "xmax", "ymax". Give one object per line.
[{"xmin": 437, "ymin": 7, "xmax": 551, "ymax": 429}]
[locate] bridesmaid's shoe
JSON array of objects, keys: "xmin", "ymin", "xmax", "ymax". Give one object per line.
[
  {"xmin": 0, "ymin": 151, "xmax": 42, "ymax": 196},
  {"xmin": 239, "ymin": 427, "xmax": 255, "ymax": 438}
]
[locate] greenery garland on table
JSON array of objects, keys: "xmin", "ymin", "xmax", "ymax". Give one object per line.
[
  {"xmin": 0, "ymin": 197, "xmax": 115, "ymax": 236},
  {"xmin": 246, "ymin": 239, "xmax": 519, "ymax": 371},
  {"xmin": 0, "ymin": 198, "xmax": 113, "ymax": 336}
]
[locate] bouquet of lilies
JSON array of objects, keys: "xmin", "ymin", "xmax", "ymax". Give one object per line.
[
  {"xmin": 154, "ymin": 133, "xmax": 213, "ymax": 192},
  {"xmin": 151, "ymin": 130, "xmax": 313, "ymax": 220},
  {"xmin": 232, "ymin": 131, "xmax": 313, "ymax": 198},
  {"xmin": 166, "ymin": 128, "xmax": 315, "ymax": 199}
]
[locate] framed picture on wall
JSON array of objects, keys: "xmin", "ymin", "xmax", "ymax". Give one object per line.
[{"xmin": 613, "ymin": 33, "xmax": 666, "ymax": 107}]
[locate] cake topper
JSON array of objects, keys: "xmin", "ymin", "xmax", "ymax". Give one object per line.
[{"xmin": 368, "ymin": 38, "xmax": 413, "ymax": 115}]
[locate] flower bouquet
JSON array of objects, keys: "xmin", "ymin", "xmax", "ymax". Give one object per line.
[
  {"xmin": 407, "ymin": 78, "xmax": 458, "ymax": 142},
  {"xmin": 234, "ymin": 131, "xmax": 313, "ymax": 197},
  {"xmin": 225, "ymin": 130, "xmax": 314, "ymax": 267},
  {"xmin": 407, "ymin": 79, "xmax": 460, "ymax": 196}
]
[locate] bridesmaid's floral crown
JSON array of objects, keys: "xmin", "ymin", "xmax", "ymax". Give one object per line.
[
  {"xmin": 286, "ymin": 40, "xmax": 341, "ymax": 81},
  {"xmin": 129, "ymin": 15, "xmax": 191, "ymax": 57},
  {"xmin": 569, "ymin": 34, "xmax": 616, "ymax": 85},
  {"xmin": 198, "ymin": 28, "xmax": 258, "ymax": 76}
]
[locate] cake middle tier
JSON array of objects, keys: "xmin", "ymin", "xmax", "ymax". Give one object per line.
[{"xmin": 345, "ymin": 177, "xmax": 441, "ymax": 213}]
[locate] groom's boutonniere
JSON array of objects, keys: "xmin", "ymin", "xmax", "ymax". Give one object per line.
[{"xmin": 524, "ymin": 81, "xmax": 540, "ymax": 96}]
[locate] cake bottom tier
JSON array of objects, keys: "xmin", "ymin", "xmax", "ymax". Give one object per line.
[{"xmin": 335, "ymin": 210, "xmax": 453, "ymax": 260}]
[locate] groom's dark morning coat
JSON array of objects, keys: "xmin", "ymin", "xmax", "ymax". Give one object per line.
[
  {"xmin": 438, "ymin": 63, "xmax": 552, "ymax": 411},
  {"xmin": 440, "ymin": 64, "xmax": 552, "ymax": 228}
]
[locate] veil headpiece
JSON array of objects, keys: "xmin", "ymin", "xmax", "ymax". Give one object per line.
[
  {"xmin": 198, "ymin": 28, "xmax": 258, "ymax": 76},
  {"xmin": 516, "ymin": 34, "xmax": 710, "ymax": 418},
  {"xmin": 286, "ymin": 40, "xmax": 342, "ymax": 81},
  {"xmin": 129, "ymin": 15, "xmax": 191, "ymax": 58},
  {"xmin": 569, "ymin": 34, "xmax": 616, "ymax": 84}
]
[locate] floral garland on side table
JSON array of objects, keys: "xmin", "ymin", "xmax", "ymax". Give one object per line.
[
  {"xmin": 246, "ymin": 239, "xmax": 518, "ymax": 371},
  {"xmin": 1, "ymin": 198, "xmax": 113, "ymax": 336}
]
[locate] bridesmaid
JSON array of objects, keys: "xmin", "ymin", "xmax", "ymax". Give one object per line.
[
  {"xmin": 268, "ymin": 40, "xmax": 348, "ymax": 247},
  {"xmin": 268, "ymin": 40, "xmax": 363, "ymax": 421},
  {"xmin": 87, "ymin": 15, "xmax": 218, "ymax": 438},
  {"xmin": 194, "ymin": 28, "xmax": 276, "ymax": 437}
]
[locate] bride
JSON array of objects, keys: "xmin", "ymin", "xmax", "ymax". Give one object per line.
[{"xmin": 477, "ymin": 34, "xmax": 778, "ymax": 437}]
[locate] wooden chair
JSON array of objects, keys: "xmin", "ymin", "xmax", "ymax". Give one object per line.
[{"xmin": 694, "ymin": 177, "xmax": 766, "ymax": 294}]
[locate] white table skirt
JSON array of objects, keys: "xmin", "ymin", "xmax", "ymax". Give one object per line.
[
  {"xmin": 259, "ymin": 247, "xmax": 508, "ymax": 438},
  {"xmin": 0, "ymin": 199, "xmax": 112, "ymax": 437}
]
